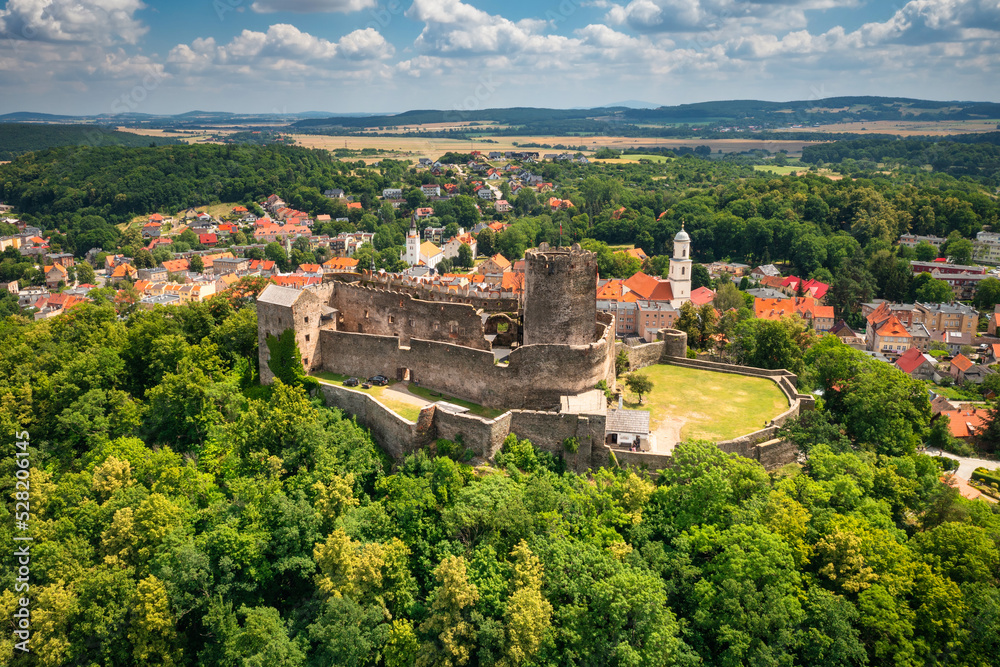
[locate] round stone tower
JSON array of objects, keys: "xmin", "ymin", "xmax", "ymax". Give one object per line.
[{"xmin": 522, "ymin": 242, "xmax": 598, "ymax": 347}]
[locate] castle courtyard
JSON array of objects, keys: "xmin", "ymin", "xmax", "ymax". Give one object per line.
[{"xmin": 621, "ymin": 364, "xmax": 790, "ymax": 448}]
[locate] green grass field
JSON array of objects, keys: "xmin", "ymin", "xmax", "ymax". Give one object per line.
[
  {"xmin": 623, "ymin": 364, "xmax": 789, "ymax": 442},
  {"xmin": 752, "ymin": 165, "xmax": 802, "ymax": 175},
  {"xmin": 406, "ymin": 383, "xmax": 504, "ymax": 418}
]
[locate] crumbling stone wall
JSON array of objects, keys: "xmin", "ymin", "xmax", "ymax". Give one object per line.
[
  {"xmin": 523, "ymin": 243, "xmax": 598, "ymax": 347},
  {"xmin": 329, "ymin": 281, "xmax": 490, "ymax": 350},
  {"xmin": 257, "ymin": 287, "xmax": 329, "ymax": 383},
  {"xmin": 318, "ymin": 317, "xmax": 616, "ymax": 410}
]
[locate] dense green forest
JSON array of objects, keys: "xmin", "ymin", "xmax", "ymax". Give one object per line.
[
  {"xmin": 802, "ymin": 134, "xmax": 1000, "ymax": 182},
  {"xmin": 1, "ymin": 287, "xmax": 1000, "ymax": 666},
  {"xmin": 0, "ymin": 124, "xmax": 179, "ymax": 161}
]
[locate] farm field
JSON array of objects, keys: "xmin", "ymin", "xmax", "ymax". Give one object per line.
[
  {"xmin": 291, "ymin": 133, "xmax": 825, "ymax": 159},
  {"xmin": 773, "ymin": 119, "xmax": 1000, "ymax": 136},
  {"xmin": 622, "ymin": 364, "xmax": 789, "ymax": 444}
]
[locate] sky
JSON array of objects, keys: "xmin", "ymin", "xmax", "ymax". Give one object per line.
[{"xmin": 0, "ymin": 0, "xmax": 997, "ymax": 115}]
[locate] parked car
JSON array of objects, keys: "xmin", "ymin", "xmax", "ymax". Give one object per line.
[
  {"xmin": 361, "ymin": 382, "xmax": 372, "ymax": 389},
  {"xmin": 369, "ymin": 375, "xmax": 389, "ymax": 386},
  {"xmin": 343, "ymin": 377, "xmax": 359, "ymax": 387}
]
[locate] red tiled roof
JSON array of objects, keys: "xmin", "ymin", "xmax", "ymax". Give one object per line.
[
  {"xmin": 161, "ymin": 259, "xmax": 189, "ymax": 273},
  {"xmin": 895, "ymin": 346, "xmax": 931, "ymax": 374},
  {"xmin": 690, "ymin": 286, "xmax": 716, "ymax": 306},
  {"xmin": 199, "ymin": 233, "xmax": 218, "ymax": 244}
]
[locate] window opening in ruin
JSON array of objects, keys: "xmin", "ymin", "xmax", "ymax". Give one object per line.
[
  {"xmin": 434, "ymin": 321, "xmax": 440, "ymax": 331},
  {"xmin": 389, "ymin": 316, "xmax": 395, "ymax": 324},
  {"xmin": 409, "ymin": 319, "xmax": 414, "ymax": 327},
  {"xmin": 304, "ymin": 317, "xmax": 309, "ymax": 323},
  {"xmin": 365, "ymin": 310, "xmax": 369, "ymax": 318},
  {"xmin": 305, "ymin": 334, "xmax": 310, "ymax": 342}
]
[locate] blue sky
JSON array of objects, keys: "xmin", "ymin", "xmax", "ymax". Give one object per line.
[{"xmin": 0, "ymin": 0, "xmax": 996, "ymax": 115}]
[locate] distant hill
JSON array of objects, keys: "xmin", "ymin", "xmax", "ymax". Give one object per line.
[
  {"xmin": 291, "ymin": 96, "xmax": 1000, "ymax": 132},
  {"xmin": 0, "ymin": 123, "xmax": 180, "ymax": 160}
]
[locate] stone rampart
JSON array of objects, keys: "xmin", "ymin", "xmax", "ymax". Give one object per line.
[
  {"xmin": 318, "ymin": 383, "xmax": 420, "ymax": 460},
  {"xmin": 508, "ymin": 409, "xmax": 605, "ymax": 473},
  {"xmin": 433, "ymin": 409, "xmax": 512, "ymax": 460}
]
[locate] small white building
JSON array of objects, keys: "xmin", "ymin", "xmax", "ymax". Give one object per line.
[{"xmin": 605, "ymin": 408, "xmax": 652, "ymax": 451}]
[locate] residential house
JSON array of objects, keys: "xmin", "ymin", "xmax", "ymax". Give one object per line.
[
  {"xmin": 869, "ymin": 312, "xmax": 913, "ymax": 357},
  {"xmin": 623, "ymin": 271, "xmax": 675, "ymax": 304},
  {"xmin": 974, "ymin": 231, "xmax": 1000, "ymax": 264},
  {"xmin": 421, "ymin": 184, "xmax": 441, "ymax": 197},
  {"xmin": 989, "ymin": 304, "xmax": 1000, "ymax": 336},
  {"xmin": 495, "ymin": 199, "xmax": 512, "ymax": 213},
  {"xmin": 443, "ymin": 233, "xmax": 477, "ymax": 262},
  {"xmin": 414, "ymin": 208, "xmax": 435, "ymax": 222},
  {"xmin": 899, "ymin": 233, "xmax": 946, "ymax": 250},
  {"xmin": 598, "ymin": 299, "xmax": 638, "ymax": 337},
  {"xmin": 936, "ymin": 330, "xmax": 974, "ymax": 356},
  {"xmin": 161, "ymin": 259, "xmax": 190, "ymax": 274},
  {"xmin": 44, "ymin": 263, "xmax": 68, "ymax": 288},
  {"xmin": 781, "ymin": 276, "xmax": 829, "ymax": 299},
  {"xmin": 323, "ymin": 257, "xmax": 359, "ymax": 273},
  {"xmin": 751, "ymin": 264, "xmax": 781, "ymax": 279},
  {"xmin": 895, "ymin": 346, "xmax": 939, "ymax": 381},
  {"xmin": 936, "ymin": 405, "xmax": 990, "ymax": 440},
  {"xmin": 477, "ymin": 188, "xmax": 495, "ymax": 201},
  {"xmin": 636, "ymin": 300, "xmax": 678, "ymax": 341},
  {"xmin": 45, "ymin": 252, "xmax": 75, "ymax": 267},
  {"xmin": 249, "ymin": 259, "xmax": 277, "ymax": 276},
  {"xmin": 382, "ymin": 188, "xmax": 403, "ymax": 199},
  {"xmin": 212, "ymin": 257, "xmax": 250, "ymax": 275},
  {"xmin": 478, "ymin": 254, "xmax": 512, "ymax": 284},
  {"xmin": 137, "ymin": 267, "xmax": 168, "ymax": 282},
  {"xmin": 323, "ymin": 189, "xmax": 345, "ymax": 199},
  {"xmin": 910, "ymin": 260, "xmax": 988, "ymax": 300},
  {"xmin": 831, "ymin": 320, "xmax": 865, "ymax": 348},
  {"xmin": 109, "ymin": 263, "xmax": 137, "ymax": 285},
  {"xmin": 547, "ymin": 197, "xmax": 572, "ymax": 210},
  {"xmin": 690, "ymin": 286, "xmax": 716, "ymax": 307},
  {"xmin": 199, "ymin": 233, "xmax": 218, "ymax": 246},
  {"xmin": 142, "ymin": 224, "xmax": 162, "ymax": 239},
  {"xmin": 622, "ymin": 247, "xmax": 648, "ymax": 263}
]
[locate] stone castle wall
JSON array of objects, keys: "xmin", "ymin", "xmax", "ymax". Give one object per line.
[
  {"xmin": 257, "ymin": 286, "xmax": 330, "ymax": 384},
  {"xmin": 328, "ymin": 280, "xmax": 490, "ymax": 350},
  {"xmin": 318, "ymin": 313, "xmax": 615, "ymax": 410}
]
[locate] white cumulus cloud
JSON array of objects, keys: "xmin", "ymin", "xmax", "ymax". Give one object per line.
[{"xmin": 250, "ymin": 0, "xmax": 377, "ymax": 14}]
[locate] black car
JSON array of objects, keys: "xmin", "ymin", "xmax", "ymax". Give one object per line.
[
  {"xmin": 343, "ymin": 377, "xmax": 360, "ymax": 387},
  {"xmin": 369, "ymin": 375, "xmax": 389, "ymax": 386}
]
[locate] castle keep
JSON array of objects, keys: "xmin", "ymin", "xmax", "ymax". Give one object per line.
[{"xmin": 258, "ymin": 243, "xmax": 616, "ymax": 411}]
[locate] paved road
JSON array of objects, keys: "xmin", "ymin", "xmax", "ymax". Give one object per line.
[{"xmin": 923, "ymin": 447, "xmax": 1000, "ymax": 480}]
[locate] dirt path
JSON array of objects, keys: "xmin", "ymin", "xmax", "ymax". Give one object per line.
[
  {"xmin": 651, "ymin": 417, "xmax": 685, "ymax": 454},
  {"xmin": 382, "ymin": 383, "xmax": 431, "ymax": 407}
]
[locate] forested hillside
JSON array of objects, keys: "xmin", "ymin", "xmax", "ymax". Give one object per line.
[
  {"xmin": 0, "ymin": 124, "xmax": 179, "ymax": 161},
  {"xmin": 1, "ymin": 290, "xmax": 999, "ymax": 666}
]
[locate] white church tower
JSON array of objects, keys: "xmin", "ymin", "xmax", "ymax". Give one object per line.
[
  {"xmin": 668, "ymin": 223, "xmax": 692, "ymax": 308},
  {"xmin": 403, "ymin": 218, "xmax": 419, "ymax": 266}
]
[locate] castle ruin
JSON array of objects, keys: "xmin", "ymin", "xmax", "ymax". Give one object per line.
[{"xmin": 258, "ymin": 243, "xmax": 617, "ymax": 411}]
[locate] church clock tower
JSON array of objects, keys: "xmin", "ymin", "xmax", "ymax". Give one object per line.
[{"xmin": 667, "ymin": 223, "xmax": 692, "ymax": 307}]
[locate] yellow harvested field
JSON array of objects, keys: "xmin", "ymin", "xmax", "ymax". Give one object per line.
[
  {"xmin": 291, "ymin": 133, "xmax": 823, "ymax": 159},
  {"xmin": 774, "ymin": 119, "xmax": 1000, "ymax": 136}
]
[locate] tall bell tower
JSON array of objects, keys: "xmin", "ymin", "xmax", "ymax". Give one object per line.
[
  {"xmin": 668, "ymin": 222, "xmax": 691, "ymax": 307},
  {"xmin": 403, "ymin": 218, "xmax": 419, "ymax": 266}
]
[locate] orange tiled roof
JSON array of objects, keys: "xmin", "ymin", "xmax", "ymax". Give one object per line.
[
  {"xmin": 690, "ymin": 286, "xmax": 715, "ymax": 306},
  {"xmin": 323, "ymin": 257, "xmax": 359, "ymax": 270},
  {"xmin": 755, "ymin": 297, "xmax": 795, "ymax": 320},
  {"xmin": 951, "ymin": 354, "xmax": 974, "ymax": 372},
  {"xmin": 940, "ymin": 407, "xmax": 988, "ymax": 439},
  {"xmin": 161, "ymin": 259, "xmax": 189, "ymax": 273},
  {"xmin": 622, "ymin": 271, "xmax": 659, "ymax": 300},
  {"xmin": 875, "ymin": 314, "xmax": 912, "ymax": 338}
]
